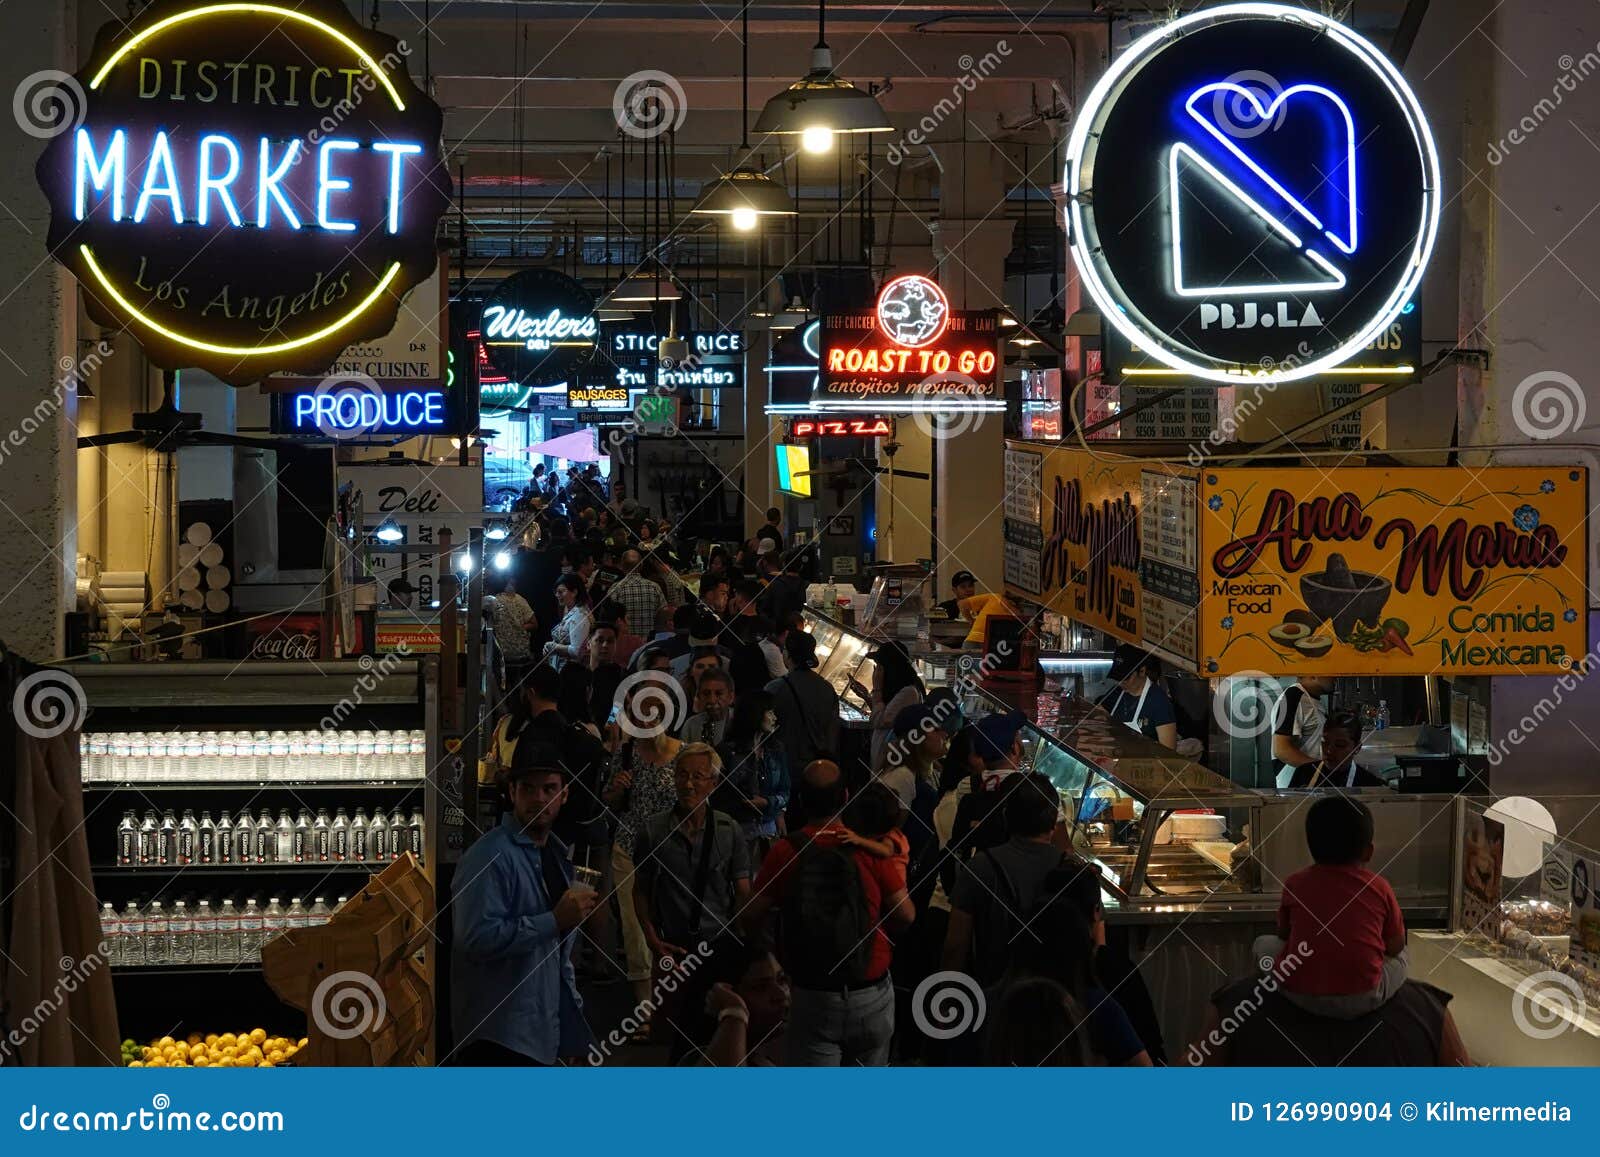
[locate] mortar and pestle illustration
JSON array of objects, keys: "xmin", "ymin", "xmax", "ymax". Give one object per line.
[{"xmin": 1299, "ymin": 552, "xmax": 1392, "ymax": 642}]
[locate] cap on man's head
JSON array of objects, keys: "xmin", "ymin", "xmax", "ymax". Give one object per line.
[
  {"xmin": 1107, "ymin": 643, "xmax": 1151, "ymax": 683},
  {"xmin": 755, "ymin": 537, "xmax": 779, "ymax": 557},
  {"xmin": 973, "ymin": 709, "xmax": 1028, "ymax": 766},
  {"xmin": 893, "ymin": 703, "xmax": 949, "ymax": 738},
  {"xmin": 507, "ymin": 740, "xmax": 569, "ymax": 783},
  {"xmin": 785, "ymin": 629, "xmax": 819, "ymax": 669},
  {"xmin": 951, "ymin": 569, "xmax": 977, "ymax": 588},
  {"xmin": 689, "ymin": 613, "xmax": 722, "ymax": 647}
]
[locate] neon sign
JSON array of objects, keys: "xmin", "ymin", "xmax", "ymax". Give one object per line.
[
  {"xmin": 37, "ymin": 1, "xmax": 450, "ymax": 385},
  {"xmin": 567, "ymin": 386, "xmax": 633, "ymax": 411},
  {"xmin": 789, "ymin": 418, "xmax": 893, "ymax": 438},
  {"xmin": 289, "ymin": 389, "xmax": 446, "ymax": 433},
  {"xmin": 1063, "ymin": 2, "xmax": 1440, "ymax": 384},
  {"xmin": 609, "ymin": 330, "xmax": 745, "ymax": 356},
  {"xmin": 479, "ymin": 269, "xmax": 598, "ymax": 386},
  {"xmin": 816, "ymin": 279, "xmax": 1001, "ymax": 411}
]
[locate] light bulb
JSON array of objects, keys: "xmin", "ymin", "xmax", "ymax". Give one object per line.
[
  {"xmin": 801, "ymin": 126, "xmax": 833, "ymax": 154},
  {"xmin": 731, "ymin": 206, "xmax": 759, "ymax": 232},
  {"xmin": 455, "ymin": 553, "xmax": 473, "ymax": 573},
  {"xmin": 493, "ymin": 551, "xmax": 512, "ymax": 571}
]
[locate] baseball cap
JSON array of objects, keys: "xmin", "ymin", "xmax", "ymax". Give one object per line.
[
  {"xmin": 1108, "ymin": 643, "xmax": 1150, "ymax": 683},
  {"xmin": 924, "ymin": 687, "xmax": 963, "ymax": 727},
  {"xmin": 951, "ymin": 569, "xmax": 977, "ymax": 588},
  {"xmin": 892, "ymin": 703, "xmax": 948, "ymax": 738},
  {"xmin": 785, "ymin": 630, "xmax": 819, "ymax": 669},
  {"xmin": 756, "ymin": 537, "xmax": 779, "ymax": 556},
  {"xmin": 973, "ymin": 709, "xmax": 1029, "ymax": 766}
]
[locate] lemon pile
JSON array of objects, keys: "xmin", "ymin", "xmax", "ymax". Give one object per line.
[{"xmin": 123, "ymin": 1029, "xmax": 307, "ymax": 1068}]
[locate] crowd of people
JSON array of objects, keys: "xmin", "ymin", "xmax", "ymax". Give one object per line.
[{"xmin": 450, "ymin": 492, "xmax": 1468, "ymax": 1068}]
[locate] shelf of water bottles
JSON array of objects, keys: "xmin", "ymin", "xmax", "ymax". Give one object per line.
[
  {"xmin": 99, "ymin": 896, "xmax": 343, "ymax": 969},
  {"xmin": 81, "ymin": 729, "xmax": 429, "ymax": 785},
  {"xmin": 112, "ymin": 806, "xmax": 426, "ymax": 869}
]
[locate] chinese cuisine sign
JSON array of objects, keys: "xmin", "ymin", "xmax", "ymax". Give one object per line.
[
  {"xmin": 36, "ymin": 0, "xmax": 450, "ymax": 385},
  {"xmin": 1200, "ymin": 467, "xmax": 1588, "ymax": 674},
  {"xmin": 817, "ymin": 274, "xmax": 1000, "ymax": 409}
]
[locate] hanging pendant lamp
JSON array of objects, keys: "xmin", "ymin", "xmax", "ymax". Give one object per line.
[
  {"xmin": 693, "ymin": 0, "xmax": 795, "ymax": 229},
  {"xmin": 753, "ymin": 0, "xmax": 892, "ymax": 147}
]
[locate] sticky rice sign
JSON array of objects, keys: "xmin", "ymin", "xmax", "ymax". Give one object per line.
[
  {"xmin": 36, "ymin": 0, "xmax": 450, "ymax": 385},
  {"xmin": 1199, "ymin": 467, "xmax": 1589, "ymax": 675}
]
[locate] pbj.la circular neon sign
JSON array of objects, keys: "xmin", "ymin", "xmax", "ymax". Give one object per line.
[
  {"xmin": 1064, "ymin": 3, "xmax": 1441, "ymax": 384},
  {"xmin": 37, "ymin": 0, "xmax": 450, "ymax": 385}
]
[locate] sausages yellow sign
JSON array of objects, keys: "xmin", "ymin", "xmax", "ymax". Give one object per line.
[{"xmin": 1198, "ymin": 467, "xmax": 1588, "ymax": 675}]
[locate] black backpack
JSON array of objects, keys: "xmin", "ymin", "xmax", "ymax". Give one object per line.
[{"xmin": 779, "ymin": 834, "xmax": 874, "ymax": 987}]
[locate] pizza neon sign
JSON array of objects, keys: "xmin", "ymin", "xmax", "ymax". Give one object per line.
[{"xmin": 790, "ymin": 418, "xmax": 893, "ymax": 438}]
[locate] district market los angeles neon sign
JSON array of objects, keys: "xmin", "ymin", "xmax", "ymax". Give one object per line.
[
  {"xmin": 37, "ymin": 0, "xmax": 451, "ymax": 385},
  {"xmin": 1063, "ymin": 3, "xmax": 1441, "ymax": 385}
]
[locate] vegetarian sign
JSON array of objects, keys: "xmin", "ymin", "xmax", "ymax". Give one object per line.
[{"xmin": 1199, "ymin": 467, "xmax": 1588, "ymax": 675}]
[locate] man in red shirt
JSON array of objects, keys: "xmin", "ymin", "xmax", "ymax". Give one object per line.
[{"xmin": 745, "ymin": 760, "xmax": 913, "ymax": 1065}]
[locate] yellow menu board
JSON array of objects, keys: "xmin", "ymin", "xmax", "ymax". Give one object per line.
[
  {"xmin": 1198, "ymin": 467, "xmax": 1588, "ymax": 675},
  {"xmin": 1003, "ymin": 443, "xmax": 1198, "ymax": 665}
]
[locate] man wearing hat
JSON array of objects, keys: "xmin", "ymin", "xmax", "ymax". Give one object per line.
[
  {"xmin": 880, "ymin": 703, "xmax": 950, "ymax": 810},
  {"xmin": 947, "ymin": 709, "xmax": 1032, "ymax": 862},
  {"xmin": 450, "ymin": 741, "xmax": 599, "ymax": 1065},
  {"xmin": 937, "ymin": 569, "xmax": 978, "ymax": 621},
  {"xmin": 1100, "ymin": 644, "xmax": 1178, "ymax": 749}
]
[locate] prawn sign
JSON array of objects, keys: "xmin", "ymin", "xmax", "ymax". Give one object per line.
[{"xmin": 1199, "ymin": 467, "xmax": 1588, "ymax": 675}]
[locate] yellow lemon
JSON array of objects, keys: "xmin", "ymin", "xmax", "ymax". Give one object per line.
[
  {"xmin": 172, "ymin": 1042, "xmax": 189, "ymax": 1056},
  {"xmin": 186, "ymin": 1032, "xmax": 202, "ymax": 1045},
  {"xmin": 192, "ymin": 1058, "xmax": 209, "ymax": 1068},
  {"xmin": 157, "ymin": 1036, "xmax": 175, "ymax": 1048},
  {"xmin": 297, "ymin": 1037, "xmax": 308, "ymax": 1049},
  {"xmin": 258, "ymin": 1061, "xmax": 274, "ymax": 1068},
  {"xmin": 249, "ymin": 1028, "xmax": 266, "ymax": 1046},
  {"xmin": 219, "ymin": 1032, "xmax": 236, "ymax": 1047},
  {"xmin": 128, "ymin": 1061, "xmax": 144, "ymax": 1068},
  {"xmin": 266, "ymin": 1050, "xmax": 284, "ymax": 1064},
  {"xmin": 147, "ymin": 1059, "xmax": 166, "ymax": 1068},
  {"xmin": 205, "ymin": 1034, "xmax": 218, "ymax": 1046}
]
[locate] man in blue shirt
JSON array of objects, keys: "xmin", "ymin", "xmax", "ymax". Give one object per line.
[{"xmin": 450, "ymin": 741, "xmax": 599, "ymax": 1064}]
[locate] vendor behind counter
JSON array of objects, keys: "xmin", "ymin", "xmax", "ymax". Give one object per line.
[
  {"xmin": 1097, "ymin": 644, "xmax": 1179, "ymax": 750},
  {"xmin": 1285, "ymin": 710, "xmax": 1388, "ymax": 790}
]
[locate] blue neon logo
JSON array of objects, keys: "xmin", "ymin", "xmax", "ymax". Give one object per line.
[{"xmin": 292, "ymin": 389, "xmax": 446, "ymax": 433}]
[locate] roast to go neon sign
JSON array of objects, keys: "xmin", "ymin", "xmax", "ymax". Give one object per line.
[
  {"xmin": 36, "ymin": 2, "xmax": 450, "ymax": 385},
  {"xmin": 825, "ymin": 346, "xmax": 995, "ymax": 375}
]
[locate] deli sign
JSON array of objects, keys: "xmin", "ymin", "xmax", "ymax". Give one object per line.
[{"xmin": 36, "ymin": 0, "xmax": 451, "ymax": 385}]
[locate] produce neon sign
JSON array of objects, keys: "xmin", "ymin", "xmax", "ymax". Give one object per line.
[{"xmin": 289, "ymin": 388, "xmax": 446, "ymax": 432}]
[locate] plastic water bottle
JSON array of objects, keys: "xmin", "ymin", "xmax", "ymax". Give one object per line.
[
  {"xmin": 216, "ymin": 811, "xmax": 234, "ymax": 864},
  {"xmin": 408, "ymin": 809, "xmax": 425, "ymax": 861},
  {"xmin": 146, "ymin": 901, "xmax": 166, "ymax": 965},
  {"xmin": 138, "ymin": 810, "xmax": 158, "ymax": 865},
  {"xmin": 158, "ymin": 810, "xmax": 177, "ymax": 866},
  {"xmin": 101, "ymin": 903, "xmax": 120, "ymax": 966},
  {"xmin": 170, "ymin": 900, "xmax": 194, "ymax": 965},
  {"xmin": 331, "ymin": 808, "xmax": 351, "ymax": 861},
  {"xmin": 263, "ymin": 897, "xmax": 287, "ymax": 950},
  {"xmin": 197, "ymin": 811, "xmax": 216, "ymax": 864},
  {"xmin": 177, "ymin": 809, "xmax": 198, "ymax": 865},
  {"xmin": 116, "ymin": 810, "xmax": 137, "ymax": 866},
  {"xmin": 356, "ymin": 731, "xmax": 377, "ymax": 777},
  {"xmin": 313, "ymin": 808, "xmax": 331, "ymax": 861},
  {"xmin": 217, "ymin": 730, "xmax": 238, "ymax": 775},
  {"xmin": 286, "ymin": 897, "xmax": 310, "ymax": 932},
  {"xmin": 310, "ymin": 896, "xmax": 332, "ymax": 926},
  {"xmin": 122, "ymin": 900, "xmax": 145, "ymax": 966},
  {"xmin": 127, "ymin": 731, "xmax": 149, "ymax": 781},
  {"xmin": 367, "ymin": 810, "xmax": 388, "ymax": 863},
  {"xmin": 194, "ymin": 899, "xmax": 214, "ymax": 964},
  {"xmin": 199, "ymin": 730, "xmax": 221, "ymax": 779},
  {"xmin": 216, "ymin": 898, "xmax": 240, "ymax": 964},
  {"xmin": 407, "ymin": 730, "xmax": 426, "ymax": 777},
  {"xmin": 1375, "ymin": 699, "xmax": 1390, "ymax": 731},
  {"xmin": 293, "ymin": 809, "xmax": 312, "ymax": 862},
  {"xmin": 267, "ymin": 730, "xmax": 290, "ymax": 780},
  {"xmin": 241, "ymin": 898, "xmax": 264, "ymax": 962},
  {"xmin": 145, "ymin": 732, "xmax": 168, "ymax": 782},
  {"xmin": 350, "ymin": 809, "xmax": 369, "ymax": 861},
  {"xmin": 234, "ymin": 809, "xmax": 254, "ymax": 863},
  {"xmin": 255, "ymin": 811, "xmax": 276, "ymax": 865},
  {"xmin": 387, "ymin": 808, "xmax": 407, "ymax": 860},
  {"xmin": 373, "ymin": 731, "xmax": 394, "ymax": 780},
  {"xmin": 338, "ymin": 730, "xmax": 360, "ymax": 780},
  {"xmin": 86, "ymin": 732, "xmax": 109, "ymax": 780},
  {"xmin": 275, "ymin": 810, "xmax": 294, "ymax": 862}
]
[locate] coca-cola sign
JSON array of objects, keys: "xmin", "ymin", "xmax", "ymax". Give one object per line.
[{"xmin": 246, "ymin": 615, "xmax": 323, "ymax": 661}]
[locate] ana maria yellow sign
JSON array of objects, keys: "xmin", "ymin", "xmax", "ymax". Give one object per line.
[{"xmin": 1199, "ymin": 467, "xmax": 1588, "ymax": 675}]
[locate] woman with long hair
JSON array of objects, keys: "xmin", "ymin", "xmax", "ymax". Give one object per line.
[
  {"xmin": 714, "ymin": 689, "xmax": 791, "ymax": 850},
  {"xmin": 865, "ymin": 640, "xmax": 925, "ymax": 771},
  {"xmin": 544, "ymin": 573, "xmax": 592, "ymax": 670}
]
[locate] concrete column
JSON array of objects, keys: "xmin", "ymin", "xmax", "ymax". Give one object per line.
[
  {"xmin": 927, "ymin": 159, "xmax": 1014, "ymax": 594},
  {"xmin": 0, "ymin": 2, "xmax": 78, "ymax": 658}
]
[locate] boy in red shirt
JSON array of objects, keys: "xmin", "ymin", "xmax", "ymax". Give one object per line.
[{"xmin": 1255, "ymin": 795, "xmax": 1407, "ymax": 1017}]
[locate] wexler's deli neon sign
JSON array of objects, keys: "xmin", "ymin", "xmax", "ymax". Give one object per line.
[
  {"xmin": 816, "ymin": 275, "xmax": 1002, "ymax": 411},
  {"xmin": 479, "ymin": 267, "xmax": 598, "ymax": 387},
  {"xmin": 1064, "ymin": 3, "xmax": 1441, "ymax": 384},
  {"xmin": 36, "ymin": 0, "xmax": 451, "ymax": 385}
]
